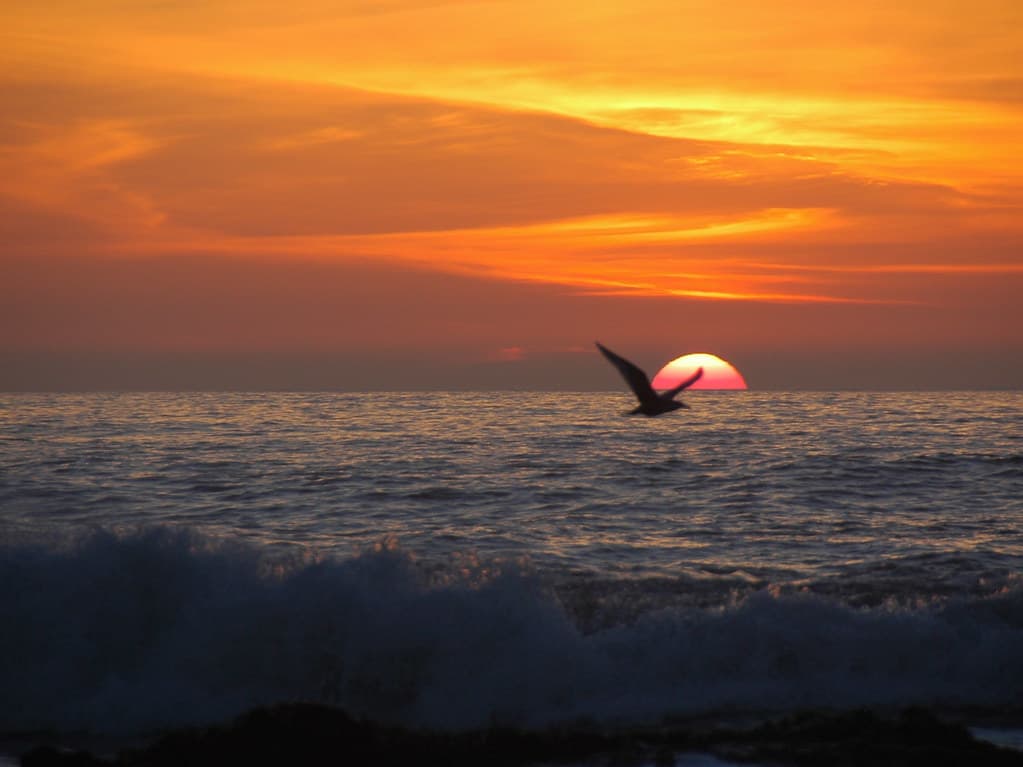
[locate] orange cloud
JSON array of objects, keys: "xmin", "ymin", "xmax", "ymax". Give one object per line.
[
  {"xmin": 1, "ymin": 0, "xmax": 1020, "ymax": 388},
  {"xmin": 0, "ymin": 118, "xmax": 166, "ymax": 234},
  {"xmin": 487, "ymin": 346, "xmax": 526, "ymax": 363}
]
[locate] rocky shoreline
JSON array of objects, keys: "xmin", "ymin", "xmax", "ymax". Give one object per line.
[{"xmin": 15, "ymin": 704, "xmax": 1023, "ymax": 766}]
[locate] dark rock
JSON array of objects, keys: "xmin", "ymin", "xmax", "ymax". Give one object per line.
[
  {"xmin": 709, "ymin": 708, "xmax": 1023, "ymax": 767},
  {"xmin": 16, "ymin": 704, "xmax": 1023, "ymax": 767}
]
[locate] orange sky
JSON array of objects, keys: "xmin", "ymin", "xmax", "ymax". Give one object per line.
[{"xmin": 2, "ymin": 1, "xmax": 1021, "ymax": 389}]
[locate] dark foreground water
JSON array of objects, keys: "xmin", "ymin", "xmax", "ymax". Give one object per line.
[{"xmin": 1, "ymin": 392, "xmax": 1021, "ymax": 743}]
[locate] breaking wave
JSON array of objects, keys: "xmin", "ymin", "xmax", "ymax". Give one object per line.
[{"xmin": 3, "ymin": 527, "xmax": 1023, "ymax": 735}]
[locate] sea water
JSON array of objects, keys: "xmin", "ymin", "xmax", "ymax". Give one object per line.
[{"xmin": 1, "ymin": 391, "xmax": 1021, "ymax": 736}]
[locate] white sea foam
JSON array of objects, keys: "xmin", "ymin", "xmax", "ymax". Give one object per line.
[{"xmin": 2, "ymin": 528, "xmax": 1022, "ymax": 736}]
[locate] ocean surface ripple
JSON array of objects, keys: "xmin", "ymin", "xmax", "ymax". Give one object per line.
[{"xmin": 1, "ymin": 391, "xmax": 1021, "ymax": 734}]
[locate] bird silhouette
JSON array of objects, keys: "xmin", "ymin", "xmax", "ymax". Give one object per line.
[{"xmin": 596, "ymin": 342, "xmax": 703, "ymax": 416}]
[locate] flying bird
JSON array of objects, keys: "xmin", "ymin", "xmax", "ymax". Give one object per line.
[{"xmin": 596, "ymin": 342, "xmax": 703, "ymax": 416}]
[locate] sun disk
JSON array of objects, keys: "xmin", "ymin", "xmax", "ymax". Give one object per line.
[{"xmin": 652, "ymin": 353, "xmax": 748, "ymax": 390}]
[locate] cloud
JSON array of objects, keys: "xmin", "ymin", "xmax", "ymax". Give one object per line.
[
  {"xmin": 486, "ymin": 346, "xmax": 526, "ymax": 362},
  {"xmin": 1, "ymin": 2, "xmax": 1021, "ymax": 389},
  {"xmin": 3, "ymin": 71, "xmax": 1015, "ymax": 311},
  {"xmin": 0, "ymin": 117, "xmax": 167, "ymax": 238}
]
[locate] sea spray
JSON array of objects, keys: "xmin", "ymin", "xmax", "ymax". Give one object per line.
[{"xmin": 3, "ymin": 527, "xmax": 1023, "ymax": 736}]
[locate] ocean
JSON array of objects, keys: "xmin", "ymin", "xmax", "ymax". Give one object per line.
[{"xmin": 1, "ymin": 391, "xmax": 1022, "ymax": 755}]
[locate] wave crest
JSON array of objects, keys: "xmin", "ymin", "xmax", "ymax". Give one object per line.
[{"xmin": 3, "ymin": 527, "xmax": 1022, "ymax": 735}]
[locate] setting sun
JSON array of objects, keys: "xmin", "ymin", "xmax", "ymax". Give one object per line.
[{"xmin": 652, "ymin": 353, "xmax": 748, "ymax": 391}]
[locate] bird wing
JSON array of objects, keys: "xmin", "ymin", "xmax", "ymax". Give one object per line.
[
  {"xmin": 662, "ymin": 366, "xmax": 704, "ymax": 398},
  {"xmin": 595, "ymin": 342, "xmax": 658, "ymax": 405}
]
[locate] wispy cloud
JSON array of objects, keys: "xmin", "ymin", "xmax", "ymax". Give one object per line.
[
  {"xmin": 1, "ymin": 0, "xmax": 1020, "ymax": 387},
  {"xmin": 485, "ymin": 346, "xmax": 526, "ymax": 362}
]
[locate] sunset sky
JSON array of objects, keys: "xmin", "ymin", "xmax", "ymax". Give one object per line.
[{"xmin": 2, "ymin": 1, "xmax": 1021, "ymax": 389}]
